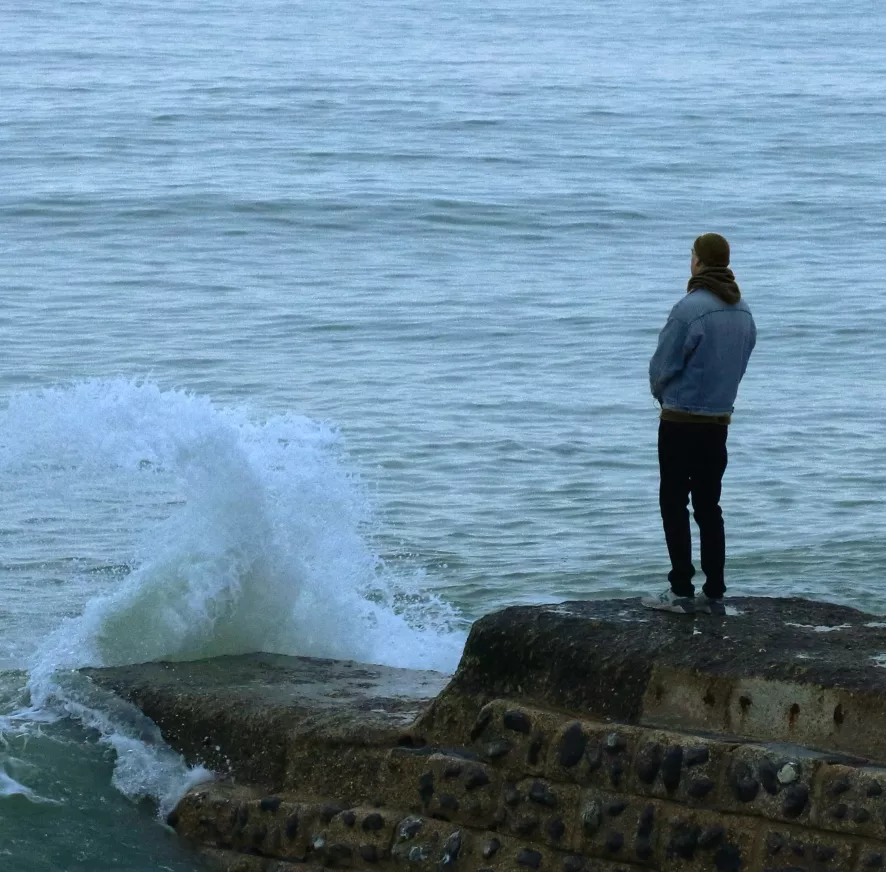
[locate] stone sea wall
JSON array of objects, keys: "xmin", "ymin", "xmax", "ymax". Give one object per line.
[{"xmin": 85, "ymin": 597, "xmax": 886, "ymax": 872}]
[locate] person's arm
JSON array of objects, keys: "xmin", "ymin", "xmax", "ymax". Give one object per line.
[
  {"xmin": 649, "ymin": 314, "xmax": 691, "ymax": 400},
  {"xmin": 739, "ymin": 314, "xmax": 757, "ymax": 379}
]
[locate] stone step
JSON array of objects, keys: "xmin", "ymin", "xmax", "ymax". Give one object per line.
[
  {"xmin": 420, "ymin": 598, "xmax": 886, "ymax": 762},
  {"xmin": 82, "ymin": 598, "xmax": 886, "ymax": 870},
  {"xmin": 166, "ymin": 693, "xmax": 886, "ymax": 870},
  {"xmin": 83, "ymin": 652, "xmax": 449, "ymax": 792},
  {"xmin": 171, "ymin": 780, "xmax": 886, "ymax": 872},
  {"xmin": 174, "ymin": 783, "xmax": 644, "ymax": 871},
  {"xmin": 387, "ymin": 700, "xmax": 886, "ymax": 843}
]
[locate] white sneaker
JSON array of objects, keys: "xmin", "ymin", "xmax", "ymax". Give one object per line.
[{"xmin": 641, "ymin": 588, "xmax": 696, "ymax": 615}]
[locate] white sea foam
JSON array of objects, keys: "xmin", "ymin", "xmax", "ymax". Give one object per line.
[
  {"xmin": 1, "ymin": 379, "xmax": 465, "ymax": 814},
  {"xmin": 785, "ymin": 622, "xmax": 852, "ymax": 633},
  {"xmin": 0, "ymin": 766, "xmax": 60, "ymax": 805}
]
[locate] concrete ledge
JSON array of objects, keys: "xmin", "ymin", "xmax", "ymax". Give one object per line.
[
  {"xmin": 419, "ymin": 597, "xmax": 886, "ymax": 761},
  {"xmin": 85, "ymin": 652, "xmax": 448, "ymax": 789}
]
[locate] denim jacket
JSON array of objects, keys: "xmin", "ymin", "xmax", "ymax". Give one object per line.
[{"xmin": 649, "ymin": 288, "xmax": 756, "ymax": 416}]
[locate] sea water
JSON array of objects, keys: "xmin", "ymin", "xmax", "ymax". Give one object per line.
[{"xmin": 2, "ymin": 0, "xmax": 886, "ymax": 868}]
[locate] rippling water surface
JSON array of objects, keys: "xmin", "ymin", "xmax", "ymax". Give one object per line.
[{"xmin": 2, "ymin": 0, "xmax": 886, "ymax": 868}]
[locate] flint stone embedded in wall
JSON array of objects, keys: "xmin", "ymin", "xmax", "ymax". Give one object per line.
[
  {"xmin": 660, "ymin": 747, "xmax": 683, "ymax": 793},
  {"xmin": 398, "ymin": 817, "xmax": 424, "ymax": 841},
  {"xmin": 528, "ymin": 781, "xmax": 558, "ymax": 808},
  {"xmin": 496, "ymin": 777, "xmax": 584, "ymax": 846},
  {"xmin": 660, "ymin": 808, "xmax": 755, "ymax": 872},
  {"xmin": 318, "ymin": 804, "xmax": 395, "ymax": 862},
  {"xmin": 545, "ymin": 721, "xmax": 639, "ymax": 792},
  {"xmin": 504, "ymin": 782, "xmax": 582, "ymax": 847},
  {"xmin": 384, "ymin": 749, "xmax": 499, "ymax": 827},
  {"xmin": 813, "ymin": 763, "xmax": 886, "ymax": 840},
  {"xmin": 721, "ymin": 745, "xmax": 824, "ymax": 825},
  {"xmin": 483, "ymin": 739, "xmax": 512, "ymax": 762},
  {"xmin": 581, "ymin": 798, "xmax": 603, "ymax": 837},
  {"xmin": 517, "ymin": 848, "xmax": 542, "ymax": 868},
  {"xmin": 174, "ymin": 787, "xmax": 326, "ymax": 862},
  {"xmin": 635, "ymin": 742, "xmax": 662, "ymax": 785},
  {"xmin": 558, "ymin": 722, "xmax": 588, "ymax": 768},
  {"xmin": 730, "ymin": 761, "xmax": 760, "ymax": 804},
  {"xmin": 482, "ymin": 838, "xmax": 500, "ymax": 859},
  {"xmin": 465, "ymin": 767, "xmax": 491, "ymax": 791},
  {"xmin": 443, "ymin": 761, "xmax": 463, "ymax": 779},
  {"xmin": 758, "ymin": 826, "xmax": 854, "ymax": 871},
  {"xmin": 464, "ymin": 699, "xmax": 560, "ymax": 777},
  {"xmin": 471, "ymin": 706, "xmax": 494, "ymax": 741},
  {"xmin": 545, "ymin": 817, "xmax": 566, "ymax": 842},
  {"xmin": 629, "ymin": 730, "xmax": 721, "ymax": 807},
  {"xmin": 503, "ymin": 710, "xmax": 533, "ymax": 735},
  {"xmin": 577, "ymin": 789, "xmax": 669, "ymax": 866},
  {"xmin": 390, "ymin": 818, "xmax": 474, "ymax": 872}
]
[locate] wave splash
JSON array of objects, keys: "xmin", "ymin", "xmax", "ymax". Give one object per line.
[{"xmin": 0, "ymin": 379, "xmax": 464, "ymax": 814}]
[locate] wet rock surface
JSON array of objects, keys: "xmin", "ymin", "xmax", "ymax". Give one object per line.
[
  {"xmin": 441, "ymin": 596, "xmax": 886, "ymax": 717},
  {"xmin": 84, "ymin": 652, "xmax": 449, "ymax": 787}
]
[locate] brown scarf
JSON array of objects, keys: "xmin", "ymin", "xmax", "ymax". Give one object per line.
[{"xmin": 687, "ymin": 266, "xmax": 741, "ymax": 305}]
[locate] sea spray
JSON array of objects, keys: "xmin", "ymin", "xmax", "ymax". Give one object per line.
[
  {"xmin": 0, "ymin": 767, "xmax": 59, "ymax": 804},
  {"xmin": 0, "ymin": 379, "xmax": 465, "ymax": 814}
]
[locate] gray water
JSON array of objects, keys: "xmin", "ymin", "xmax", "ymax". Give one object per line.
[{"xmin": 2, "ymin": 0, "xmax": 886, "ymax": 868}]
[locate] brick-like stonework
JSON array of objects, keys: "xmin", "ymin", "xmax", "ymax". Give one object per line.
[{"xmin": 169, "ymin": 697, "xmax": 886, "ymax": 871}]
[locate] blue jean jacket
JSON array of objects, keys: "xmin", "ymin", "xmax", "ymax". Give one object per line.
[{"xmin": 649, "ymin": 289, "xmax": 756, "ymax": 415}]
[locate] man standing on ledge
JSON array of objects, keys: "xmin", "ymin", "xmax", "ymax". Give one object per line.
[{"xmin": 643, "ymin": 233, "xmax": 756, "ymax": 616}]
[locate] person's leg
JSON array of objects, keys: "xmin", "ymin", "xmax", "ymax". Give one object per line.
[
  {"xmin": 658, "ymin": 420, "xmax": 696, "ymax": 597},
  {"xmin": 689, "ymin": 424, "xmax": 729, "ymax": 599}
]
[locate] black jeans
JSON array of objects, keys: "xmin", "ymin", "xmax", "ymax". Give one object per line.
[{"xmin": 658, "ymin": 419, "xmax": 729, "ymax": 598}]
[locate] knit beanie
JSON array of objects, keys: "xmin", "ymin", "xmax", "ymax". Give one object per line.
[{"xmin": 693, "ymin": 233, "xmax": 730, "ymax": 267}]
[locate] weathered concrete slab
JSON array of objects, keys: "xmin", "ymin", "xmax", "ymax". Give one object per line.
[
  {"xmin": 84, "ymin": 653, "xmax": 449, "ymax": 789},
  {"xmin": 416, "ymin": 597, "xmax": 886, "ymax": 761},
  {"xmin": 83, "ymin": 597, "xmax": 886, "ymax": 870}
]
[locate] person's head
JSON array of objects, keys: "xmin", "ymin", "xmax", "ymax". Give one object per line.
[{"xmin": 691, "ymin": 233, "xmax": 730, "ymax": 274}]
